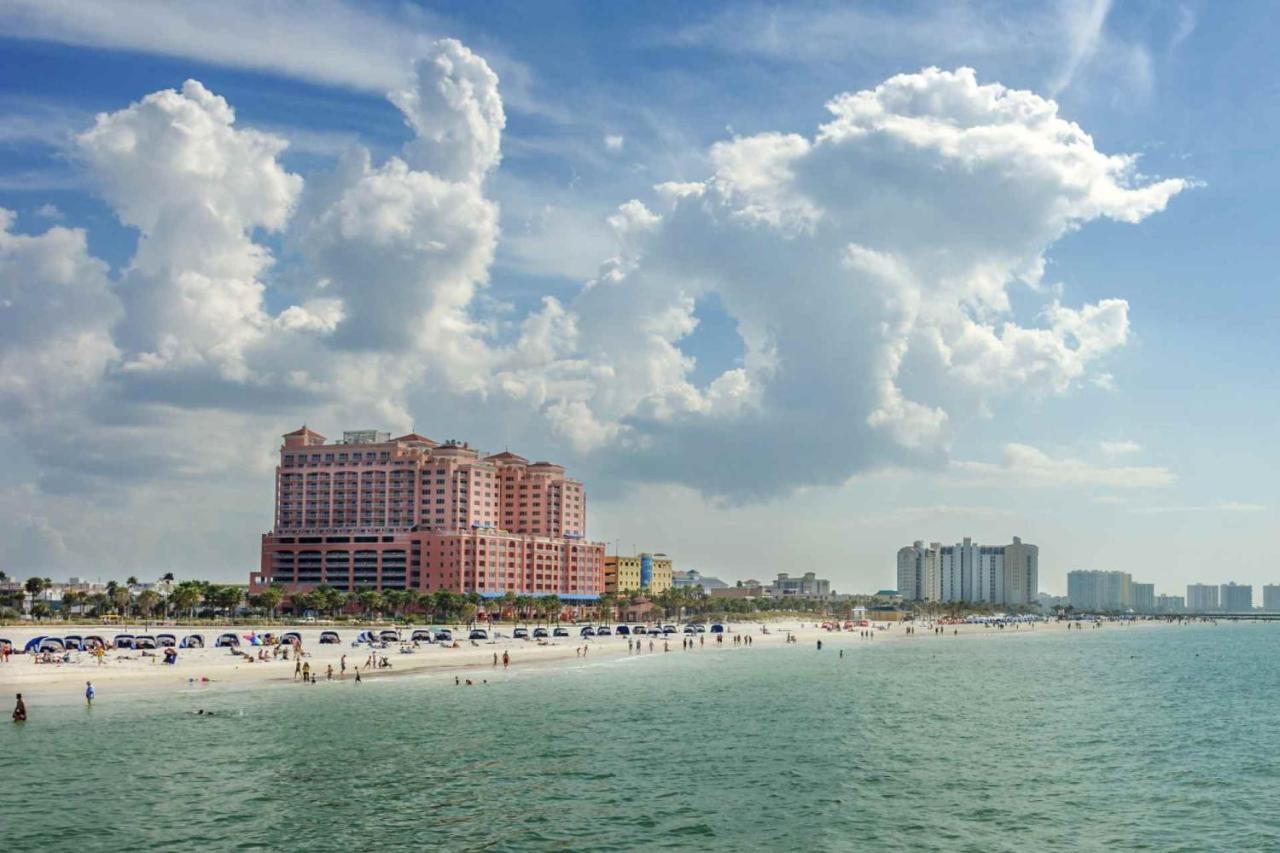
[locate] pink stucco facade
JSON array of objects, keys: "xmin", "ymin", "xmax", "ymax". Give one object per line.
[{"xmin": 250, "ymin": 428, "xmax": 605, "ymax": 600}]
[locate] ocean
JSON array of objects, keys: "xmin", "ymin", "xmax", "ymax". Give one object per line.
[{"xmin": 3, "ymin": 622, "xmax": 1279, "ymax": 851}]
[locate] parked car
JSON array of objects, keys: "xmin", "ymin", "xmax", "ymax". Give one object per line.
[
  {"xmin": 468, "ymin": 629, "xmax": 488, "ymax": 641},
  {"xmin": 532, "ymin": 627, "xmax": 549, "ymax": 639},
  {"xmin": 553, "ymin": 627, "xmax": 570, "ymax": 637}
]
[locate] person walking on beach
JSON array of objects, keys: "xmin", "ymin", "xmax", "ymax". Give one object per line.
[
  {"xmin": 85, "ymin": 681, "xmax": 95, "ymax": 706},
  {"xmin": 326, "ymin": 664, "xmax": 333, "ymax": 681},
  {"xmin": 12, "ymin": 693, "xmax": 26, "ymax": 722},
  {"xmin": 302, "ymin": 661, "xmax": 311, "ymax": 683},
  {"xmin": 340, "ymin": 655, "xmax": 347, "ymax": 678},
  {"xmin": 294, "ymin": 659, "xmax": 302, "ymax": 680}
]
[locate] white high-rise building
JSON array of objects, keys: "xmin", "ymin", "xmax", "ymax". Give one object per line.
[
  {"xmin": 1186, "ymin": 584, "xmax": 1219, "ymax": 612},
  {"xmin": 1219, "ymin": 582, "xmax": 1253, "ymax": 612},
  {"xmin": 1264, "ymin": 585, "xmax": 1280, "ymax": 612},
  {"xmin": 896, "ymin": 537, "xmax": 1036, "ymax": 605}
]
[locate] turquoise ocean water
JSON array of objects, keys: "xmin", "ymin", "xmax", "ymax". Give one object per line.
[{"xmin": 3, "ymin": 623, "xmax": 1279, "ymax": 851}]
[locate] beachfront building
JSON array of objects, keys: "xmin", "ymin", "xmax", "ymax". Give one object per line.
[
  {"xmin": 897, "ymin": 537, "xmax": 1037, "ymax": 605},
  {"xmin": 671, "ymin": 569, "xmax": 728, "ymax": 593},
  {"xmin": 250, "ymin": 428, "xmax": 606, "ymax": 602},
  {"xmin": 1186, "ymin": 584, "xmax": 1219, "ymax": 612},
  {"xmin": 1130, "ymin": 583, "xmax": 1156, "ymax": 613},
  {"xmin": 604, "ymin": 553, "xmax": 673, "ymax": 595},
  {"xmin": 1264, "ymin": 585, "xmax": 1280, "ymax": 612},
  {"xmin": 770, "ymin": 572, "xmax": 831, "ymax": 598},
  {"xmin": 1219, "ymin": 582, "xmax": 1253, "ymax": 612},
  {"xmin": 1156, "ymin": 594, "xmax": 1185, "ymax": 613},
  {"xmin": 1067, "ymin": 570, "xmax": 1134, "ymax": 612}
]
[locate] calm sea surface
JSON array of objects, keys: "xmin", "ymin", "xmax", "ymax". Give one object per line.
[{"xmin": 4, "ymin": 622, "xmax": 1279, "ymax": 852}]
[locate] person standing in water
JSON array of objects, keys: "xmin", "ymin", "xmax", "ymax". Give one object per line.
[
  {"xmin": 85, "ymin": 681, "xmax": 95, "ymax": 706},
  {"xmin": 13, "ymin": 693, "xmax": 26, "ymax": 722},
  {"xmin": 502, "ymin": 650, "xmax": 510, "ymax": 669}
]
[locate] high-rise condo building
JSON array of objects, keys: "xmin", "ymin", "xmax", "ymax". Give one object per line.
[
  {"xmin": 1264, "ymin": 585, "xmax": 1280, "ymax": 612},
  {"xmin": 249, "ymin": 428, "xmax": 606, "ymax": 601},
  {"xmin": 1130, "ymin": 583, "xmax": 1156, "ymax": 613},
  {"xmin": 1155, "ymin": 594, "xmax": 1185, "ymax": 613},
  {"xmin": 1066, "ymin": 570, "xmax": 1134, "ymax": 611},
  {"xmin": 1219, "ymin": 582, "xmax": 1253, "ymax": 612},
  {"xmin": 896, "ymin": 537, "xmax": 1037, "ymax": 605},
  {"xmin": 1186, "ymin": 584, "xmax": 1219, "ymax": 612}
]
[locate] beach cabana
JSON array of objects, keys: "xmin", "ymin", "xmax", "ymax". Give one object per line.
[
  {"xmin": 63, "ymin": 635, "xmax": 84, "ymax": 650},
  {"xmin": 378, "ymin": 629, "xmax": 399, "ymax": 643},
  {"xmin": 579, "ymin": 626, "xmax": 596, "ymax": 637},
  {"xmin": 280, "ymin": 631, "xmax": 302, "ymax": 645},
  {"xmin": 156, "ymin": 634, "xmax": 177, "ymax": 647},
  {"xmin": 22, "ymin": 636, "xmax": 47, "ymax": 653},
  {"xmin": 25, "ymin": 637, "xmax": 65, "ymax": 653},
  {"xmin": 434, "ymin": 629, "xmax": 453, "ymax": 643},
  {"xmin": 113, "ymin": 634, "xmax": 136, "ymax": 649},
  {"xmin": 214, "ymin": 633, "xmax": 240, "ymax": 648},
  {"xmin": 709, "ymin": 623, "xmax": 725, "ymax": 634},
  {"xmin": 468, "ymin": 629, "xmax": 488, "ymax": 640},
  {"xmin": 553, "ymin": 627, "xmax": 569, "ymax": 637},
  {"xmin": 410, "ymin": 629, "xmax": 433, "ymax": 642},
  {"xmin": 84, "ymin": 635, "xmax": 105, "ymax": 649},
  {"xmin": 134, "ymin": 635, "xmax": 158, "ymax": 649},
  {"xmin": 319, "ymin": 631, "xmax": 341, "ymax": 644},
  {"xmin": 615, "ymin": 625, "xmax": 630, "ymax": 636},
  {"xmin": 180, "ymin": 634, "xmax": 204, "ymax": 648},
  {"xmin": 354, "ymin": 630, "xmax": 375, "ymax": 644},
  {"xmin": 533, "ymin": 627, "xmax": 548, "ymax": 639}
]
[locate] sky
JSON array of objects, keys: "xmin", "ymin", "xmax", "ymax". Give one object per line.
[{"xmin": 0, "ymin": 0, "xmax": 1276, "ymax": 595}]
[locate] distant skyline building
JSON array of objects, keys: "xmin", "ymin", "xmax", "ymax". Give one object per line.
[
  {"xmin": 1067, "ymin": 570, "xmax": 1135, "ymax": 611},
  {"xmin": 1156, "ymin": 594, "xmax": 1185, "ymax": 614},
  {"xmin": 1130, "ymin": 582, "xmax": 1155, "ymax": 613},
  {"xmin": 899, "ymin": 537, "xmax": 1037, "ymax": 605},
  {"xmin": 1186, "ymin": 584, "xmax": 1220, "ymax": 612},
  {"xmin": 250, "ymin": 427, "xmax": 605, "ymax": 601},
  {"xmin": 671, "ymin": 570, "xmax": 729, "ymax": 593},
  {"xmin": 1219, "ymin": 582, "xmax": 1253, "ymax": 612},
  {"xmin": 1264, "ymin": 585, "xmax": 1280, "ymax": 612}
]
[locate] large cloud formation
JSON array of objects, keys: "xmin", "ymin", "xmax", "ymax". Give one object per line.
[{"xmin": 0, "ymin": 50, "xmax": 1185, "ymax": 572}]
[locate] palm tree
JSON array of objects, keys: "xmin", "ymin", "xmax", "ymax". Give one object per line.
[
  {"xmin": 357, "ymin": 589, "xmax": 383, "ymax": 620},
  {"xmin": 257, "ymin": 585, "xmax": 285, "ymax": 620},
  {"xmin": 61, "ymin": 589, "xmax": 83, "ymax": 619},
  {"xmin": 171, "ymin": 583, "xmax": 203, "ymax": 619},
  {"xmin": 111, "ymin": 586, "xmax": 132, "ymax": 619},
  {"xmin": 126, "ymin": 575, "xmax": 139, "ymax": 588},
  {"xmin": 402, "ymin": 589, "xmax": 422, "ymax": 619},
  {"xmin": 136, "ymin": 589, "xmax": 162, "ymax": 618}
]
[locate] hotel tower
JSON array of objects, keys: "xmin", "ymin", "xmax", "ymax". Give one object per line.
[{"xmin": 249, "ymin": 428, "xmax": 606, "ymax": 602}]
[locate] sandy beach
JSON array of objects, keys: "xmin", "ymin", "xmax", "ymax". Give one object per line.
[{"xmin": 0, "ymin": 617, "xmax": 1145, "ymax": 703}]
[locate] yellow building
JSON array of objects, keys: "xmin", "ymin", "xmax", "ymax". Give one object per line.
[{"xmin": 604, "ymin": 553, "xmax": 673, "ymax": 595}]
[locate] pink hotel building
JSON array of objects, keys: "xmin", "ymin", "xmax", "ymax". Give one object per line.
[{"xmin": 249, "ymin": 428, "xmax": 606, "ymax": 602}]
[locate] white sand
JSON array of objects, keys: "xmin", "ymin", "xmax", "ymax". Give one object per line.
[{"xmin": 0, "ymin": 617, "xmax": 1132, "ymax": 700}]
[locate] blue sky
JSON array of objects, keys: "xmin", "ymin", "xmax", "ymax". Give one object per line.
[{"xmin": 0, "ymin": 0, "xmax": 1275, "ymax": 594}]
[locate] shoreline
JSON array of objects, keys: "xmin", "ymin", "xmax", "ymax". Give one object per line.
[{"xmin": 0, "ymin": 617, "xmax": 1176, "ymax": 703}]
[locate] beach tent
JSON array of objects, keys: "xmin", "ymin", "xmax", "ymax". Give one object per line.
[
  {"xmin": 319, "ymin": 631, "xmax": 341, "ymax": 644},
  {"xmin": 354, "ymin": 631, "xmax": 375, "ymax": 644},
  {"xmin": 25, "ymin": 637, "xmax": 66, "ymax": 653},
  {"xmin": 378, "ymin": 630, "xmax": 399, "ymax": 642},
  {"xmin": 156, "ymin": 634, "xmax": 177, "ymax": 647},
  {"xmin": 84, "ymin": 635, "xmax": 106, "ymax": 649},
  {"xmin": 23, "ymin": 636, "xmax": 48, "ymax": 653},
  {"xmin": 281, "ymin": 632, "xmax": 302, "ymax": 645},
  {"xmin": 410, "ymin": 629, "xmax": 433, "ymax": 642},
  {"xmin": 112, "ymin": 634, "xmax": 136, "ymax": 649},
  {"xmin": 180, "ymin": 634, "xmax": 204, "ymax": 648},
  {"xmin": 134, "ymin": 635, "xmax": 158, "ymax": 649},
  {"xmin": 63, "ymin": 635, "xmax": 84, "ymax": 650},
  {"xmin": 214, "ymin": 633, "xmax": 240, "ymax": 647}
]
